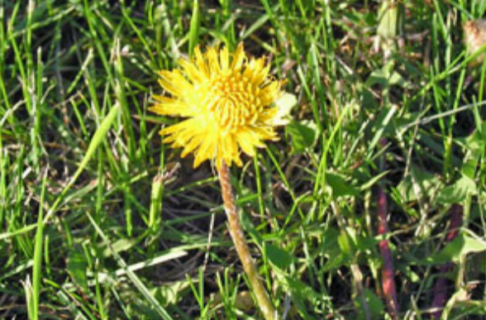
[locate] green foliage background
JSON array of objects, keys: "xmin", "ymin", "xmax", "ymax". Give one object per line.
[{"xmin": 1, "ymin": 0, "xmax": 486, "ymax": 319}]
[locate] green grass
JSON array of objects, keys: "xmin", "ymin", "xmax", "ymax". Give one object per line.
[{"xmin": 1, "ymin": 0, "xmax": 486, "ymax": 319}]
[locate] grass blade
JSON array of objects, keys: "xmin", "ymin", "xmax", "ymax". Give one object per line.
[
  {"xmin": 87, "ymin": 213, "xmax": 174, "ymax": 320},
  {"xmin": 44, "ymin": 104, "xmax": 120, "ymax": 223}
]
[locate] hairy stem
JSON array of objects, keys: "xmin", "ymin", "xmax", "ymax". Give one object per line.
[{"xmin": 218, "ymin": 163, "xmax": 276, "ymax": 320}]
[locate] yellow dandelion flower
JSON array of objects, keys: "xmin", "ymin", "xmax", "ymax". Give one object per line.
[{"xmin": 150, "ymin": 43, "xmax": 285, "ymax": 169}]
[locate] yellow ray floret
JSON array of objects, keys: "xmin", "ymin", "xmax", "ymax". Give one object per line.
[{"xmin": 150, "ymin": 43, "xmax": 285, "ymax": 169}]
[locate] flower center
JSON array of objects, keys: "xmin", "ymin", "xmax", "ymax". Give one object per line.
[{"xmin": 204, "ymin": 72, "xmax": 262, "ymax": 130}]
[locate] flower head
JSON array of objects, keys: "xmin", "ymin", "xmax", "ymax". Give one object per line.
[{"xmin": 150, "ymin": 43, "xmax": 285, "ymax": 169}]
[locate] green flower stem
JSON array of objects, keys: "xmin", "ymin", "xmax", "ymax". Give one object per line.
[{"xmin": 218, "ymin": 163, "xmax": 276, "ymax": 320}]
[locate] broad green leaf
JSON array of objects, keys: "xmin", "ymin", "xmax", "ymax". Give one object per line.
[
  {"xmin": 366, "ymin": 69, "xmax": 408, "ymax": 88},
  {"xmin": 338, "ymin": 231, "xmax": 353, "ymax": 256},
  {"xmin": 459, "ymin": 129, "xmax": 486, "ymax": 179},
  {"xmin": 67, "ymin": 246, "xmax": 89, "ymax": 292},
  {"xmin": 265, "ymin": 243, "xmax": 294, "ymax": 269},
  {"xmin": 102, "ymin": 238, "xmax": 138, "ymax": 257},
  {"xmin": 320, "ymin": 228, "xmax": 348, "ymax": 272},
  {"xmin": 274, "ymin": 270, "xmax": 319, "ymax": 320},
  {"xmin": 286, "ymin": 120, "xmax": 317, "ymax": 154},
  {"xmin": 320, "ymin": 227, "xmax": 340, "ymax": 254},
  {"xmin": 444, "ymin": 298, "xmax": 486, "ymax": 318},
  {"xmin": 397, "ymin": 166, "xmax": 441, "ymax": 203},
  {"xmin": 427, "ymin": 233, "xmax": 486, "ymax": 264},
  {"xmin": 436, "ymin": 174, "xmax": 477, "ymax": 204},
  {"xmin": 152, "ymin": 280, "xmax": 190, "ymax": 307},
  {"xmin": 327, "ymin": 172, "xmax": 359, "ymax": 197},
  {"xmin": 441, "ymin": 287, "xmax": 482, "ymax": 319},
  {"xmin": 356, "ymin": 289, "xmax": 384, "ymax": 320}
]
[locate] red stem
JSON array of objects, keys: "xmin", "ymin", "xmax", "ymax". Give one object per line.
[
  {"xmin": 431, "ymin": 204, "xmax": 463, "ymax": 319},
  {"xmin": 377, "ymin": 186, "xmax": 399, "ymax": 320},
  {"xmin": 375, "ymin": 138, "xmax": 399, "ymax": 319}
]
